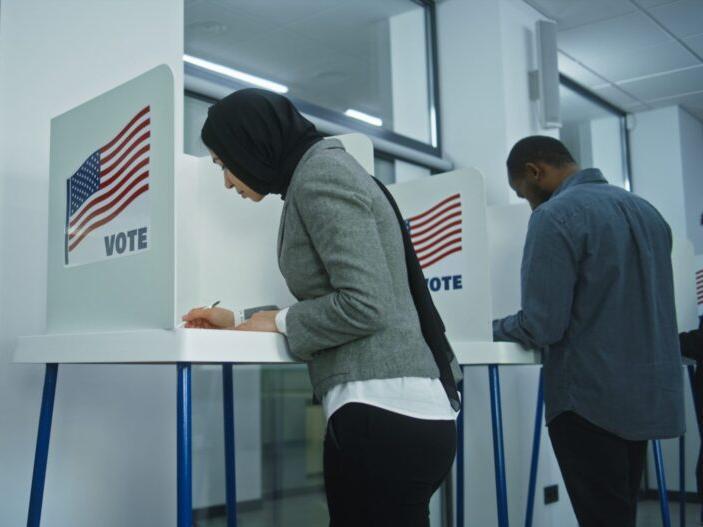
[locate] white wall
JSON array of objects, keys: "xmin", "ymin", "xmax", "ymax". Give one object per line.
[
  {"xmin": 437, "ymin": 1, "xmax": 576, "ymax": 526},
  {"xmin": 390, "ymin": 8, "xmax": 431, "ymax": 145},
  {"xmin": 630, "ymin": 106, "xmax": 688, "ymax": 238},
  {"xmin": 680, "ymin": 109, "xmax": 703, "ymax": 256},
  {"xmin": 0, "ymin": 1, "xmax": 184, "ymax": 526},
  {"xmin": 630, "ymin": 104, "xmax": 703, "ymax": 494},
  {"xmin": 590, "ymin": 117, "xmax": 627, "ymax": 189},
  {"xmin": 437, "ymin": 0, "xmax": 558, "ymax": 207}
]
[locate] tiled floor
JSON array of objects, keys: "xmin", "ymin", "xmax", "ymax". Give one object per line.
[
  {"xmin": 198, "ymin": 492, "xmax": 328, "ymax": 527},
  {"xmin": 198, "ymin": 498, "xmax": 703, "ymax": 526},
  {"xmin": 638, "ymin": 499, "xmax": 702, "ymax": 526}
]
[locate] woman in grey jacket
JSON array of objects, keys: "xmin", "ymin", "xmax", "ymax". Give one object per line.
[{"xmin": 183, "ymin": 89, "xmax": 459, "ymax": 527}]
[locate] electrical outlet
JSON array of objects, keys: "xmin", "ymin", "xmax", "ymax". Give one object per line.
[{"xmin": 544, "ymin": 484, "xmax": 559, "ymax": 504}]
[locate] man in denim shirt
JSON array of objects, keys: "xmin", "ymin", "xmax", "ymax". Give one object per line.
[{"xmin": 493, "ymin": 136, "xmax": 684, "ymax": 527}]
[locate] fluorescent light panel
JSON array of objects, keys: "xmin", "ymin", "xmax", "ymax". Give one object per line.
[
  {"xmin": 184, "ymin": 54, "xmax": 288, "ymax": 94},
  {"xmin": 344, "ymin": 109, "xmax": 383, "ymax": 127}
]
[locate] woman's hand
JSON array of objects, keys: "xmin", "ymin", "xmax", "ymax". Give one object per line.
[
  {"xmin": 182, "ymin": 306, "xmax": 235, "ymax": 330},
  {"xmin": 235, "ymin": 310, "xmax": 280, "ymax": 333}
]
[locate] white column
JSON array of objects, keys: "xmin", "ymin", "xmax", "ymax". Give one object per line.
[
  {"xmin": 389, "ymin": 7, "xmax": 432, "ymax": 182},
  {"xmin": 630, "ymin": 106, "xmax": 688, "ymax": 238},
  {"xmin": 0, "ymin": 1, "xmax": 184, "ymax": 525}
]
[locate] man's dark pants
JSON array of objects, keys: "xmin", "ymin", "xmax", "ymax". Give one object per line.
[{"xmin": 548, "ymin": 412, "xmax": 647, "ymax": 527}]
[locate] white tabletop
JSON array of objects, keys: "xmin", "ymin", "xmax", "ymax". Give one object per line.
[{"xmin": 13, "ymin": 329, "xmax": 540, "ymax": 366}]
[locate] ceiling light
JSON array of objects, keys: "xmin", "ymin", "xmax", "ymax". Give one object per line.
[
  {"xmin": 187, "ymin": 21, "xmax": 228, "ymax": 35},
  {"xmin": 344, "ymin": 109, "xmax": 383, "ymax": 127},
  {"xmin": 183, "ymin": 54, "xmax": 288, "ymax": 94}
]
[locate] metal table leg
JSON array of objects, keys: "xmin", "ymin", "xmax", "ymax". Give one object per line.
[
  {"xmin": 680, "ymin": 433, "xmax": 686, "ymax": 527},
  {"xmin": 456, "ymin": 371, "xmax": 465, "ymax": 527},
  {"xmin": 686, "ymin": 365, "xmax": 703, "ymax": 525},
  {"xmin": 27, "ymin": 363, "xmax": 59, "ymax": 527},
  {"xmin": 489, "ymin": 365, "xmax": 509, "ymax": 527},
  {"xmin": 524, "ymin": 368, "xmax": 544, "ymax": 527},
  {"xmin": 177, "ymin": 363, "xmax": 193, "ymax": 527},
  {"xmin": 223, "ymin": 364, "xmax": 238, "ymax": 527},
  {"xmin": 653, "ymin": 439, "xmax": 672, "ymax": 527}
]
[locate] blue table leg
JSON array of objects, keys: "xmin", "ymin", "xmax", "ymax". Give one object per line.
[
  {"xmin": 222, "ymin": 364, "xmax": 238, "ymax": 527},
  {"xmin": 653, "ymin": 439, "xmax": 672, "ymax": 527},
  {"xmin": 489, "ymin": 365, "xmax": 510, "ymax": 527},
  {"xmin": 177, "ymin": 363, "xmax": 192, "ymax": 527},
  {"xmin": 27, "ymin": 363, "xmax": 59, "ymax": 527},
  {"xmin": 686, "ymin": 365, "xmax": 703, "ymax": 525},
  {"xmin": 680, "ymin": 433, "xmax": 685, "ymax": 527},
  {"xmin": 524, "ymin": 368, "xmax": 544, "ymax": 527},
  {"xmin": 456, "ymin": 370, "xmax": 465, "ymax": 527}
]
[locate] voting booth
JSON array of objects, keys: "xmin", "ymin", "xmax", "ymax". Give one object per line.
[
  {"xmin": 41, "ymin": 64, "xmax": 522, "ymax": 356},
  {"xmin": 20, "ymin": 63, "xmax": 701, "ymax": 527},
  {"xmin": 17, "ymin": 64, "xmax": 542, "ymax": 527}
]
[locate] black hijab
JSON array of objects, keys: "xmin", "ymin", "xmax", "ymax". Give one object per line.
[{"xmin": 201, "ymin": 89, "xmax": 323, "ymax": 199}]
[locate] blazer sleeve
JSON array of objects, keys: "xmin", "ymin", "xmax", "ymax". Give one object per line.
[{"xmin": 284, "ymin": 161, "xmax": 394, "ymax": 361}]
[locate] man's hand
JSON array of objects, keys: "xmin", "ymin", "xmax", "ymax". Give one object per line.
[
  {"xmin": 235, "ymin": 310, "xmax": 280, "ymax": 333},
  {"xmin": 182, "ymin": 306, "xmax": 235, "ymax": 329}
]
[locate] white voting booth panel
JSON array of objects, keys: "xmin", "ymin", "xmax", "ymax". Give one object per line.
[
  {"xmin": 19, "ymin": 112, "xmax": 536, "ymax": 364},
  {"xmin": 47, "ymin": 65, "xmax": 175, "ymax": 333},
  {"xmin": 672, "ymin": 238, "xmax": 699, "ymax": 332},
  {"xmin": 387, "ymin": 169, "xmax": 493, "ymax": 343},
  {"xmin": 487, "ymin": 202, "xmax": 532, "ymax": 318}
]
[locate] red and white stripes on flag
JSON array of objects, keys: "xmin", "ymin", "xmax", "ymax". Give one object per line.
[
  {"xmin": 696, "ymin": 269, "xmax": 703, "ymax": 306},
  {"xmin": 66, "ymin": 106, "xmax": 150, "ymax": 252},
  {"xmin": 406, "ymin": 193, "xmax": 462, "ymax": 269}
]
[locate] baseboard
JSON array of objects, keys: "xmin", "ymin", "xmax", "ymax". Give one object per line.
[
  {"xmin": 192, "ymin": 484, "xmax": 326, "ymax": 523},
  {"xmin": 193, "ymin": 498, "xmax": 263, "ymax": 522},
  {"xmin": 641, "ymin": 489, "xmax": 702, "ymax": 503}
]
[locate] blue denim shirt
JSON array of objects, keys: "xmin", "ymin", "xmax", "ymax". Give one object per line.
[{"xmin": 493, "ymin": 169, "xmax": 684, "ymax": 440}]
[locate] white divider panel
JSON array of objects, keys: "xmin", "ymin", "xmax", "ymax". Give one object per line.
[
  {"xmin": 388, "ymin": 169, "xmax": 492, "ymax": 342},
  {"xmin": 335, "ymin": 133, "xmax": 374, "ymax": 176},
  {"xmin": 487, "ymin": 202, "xmax": 531, "ymax": 319},
  {"xmin": 672, "ymin": 237, "xmax": 699, "ymax": 332},
  {"xmin": 47, "ymin": 65, "xmax": 175, "ymax": 333},
  {"xmin": 175, "ymin": 135, "xmax": 375, "ymax": 320}
]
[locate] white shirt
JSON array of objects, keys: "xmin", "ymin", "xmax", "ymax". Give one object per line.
[{"xmin": 275, "ymin": 307, "xmax": 458, "ymax": 422}]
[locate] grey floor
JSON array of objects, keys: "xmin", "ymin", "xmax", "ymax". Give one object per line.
[
  {"xmin": 638, "ymin": 499, "xmax": 702, "ymax": 526},
  {"xmin": 198, "ymin": 498, "xmax": 703, "ymax": 527}
]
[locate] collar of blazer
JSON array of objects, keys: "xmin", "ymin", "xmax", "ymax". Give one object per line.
[{"xmin": 276, "ymin": 138, "xmax": 345, "ymax": 260}]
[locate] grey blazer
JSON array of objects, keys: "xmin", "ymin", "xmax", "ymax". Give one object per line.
[{"xmin": 278, "ymin": 139, "xmax": 453, "ymax": 400}]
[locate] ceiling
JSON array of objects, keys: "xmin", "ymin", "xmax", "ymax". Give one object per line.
[
  {"xmin": 184, "ymin": 0, "xmax": 422, "ymax": 125},
  {"xmin": 524, "ymin": 0, "xmax": 703, "ymax": 121}
]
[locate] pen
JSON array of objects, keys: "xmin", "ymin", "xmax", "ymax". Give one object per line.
[{"xmin": 177, "ymin": 300, "xmax": 221, "ymax": 328}]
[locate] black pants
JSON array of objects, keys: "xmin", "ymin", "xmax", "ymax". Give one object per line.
[
  {"xmin": 548, "ymin": 412, "xmax": 647, "ymax": 527},
  {"xmin": 323, "ymin": 403, "xmax": 456, "ymax": 527}
]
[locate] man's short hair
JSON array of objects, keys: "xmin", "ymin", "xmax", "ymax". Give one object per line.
[{"xmin": 507, "ymin": 136, "xmax": 575, "ymax": 177}]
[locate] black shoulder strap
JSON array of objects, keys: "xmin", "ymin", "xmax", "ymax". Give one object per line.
[{"xmin": 371, "ymin": 176, "xmax": 461, "ymax": 411}]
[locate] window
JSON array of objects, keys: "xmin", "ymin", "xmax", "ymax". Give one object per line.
[
  {"xmin": 185, "ymin": 92, "xmax": 436, "ymax": 183},
  {"xmin": 184, "ymin": 0, "xmax": 442, "ymax": 157},
  {"xmin": 559, "ymin": 75, "xmax": 631, "ymax": 190}
]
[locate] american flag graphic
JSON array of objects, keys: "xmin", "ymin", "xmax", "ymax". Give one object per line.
[
  {"xmin": 405, "ymin": 193, "xmax": 462, "ymax": 269},
  {"xmin": 697, "ymin": 268, "xmax": 703, "ymax": 306},
  {"xmin": 65, "ymin": 106, "xmax": 150, "ymax": 262}
]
